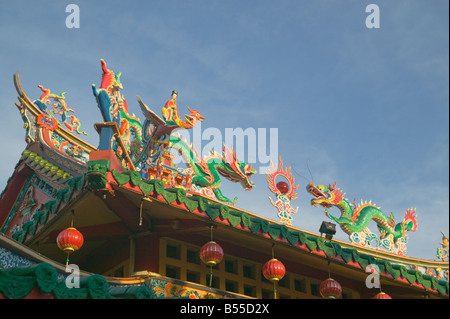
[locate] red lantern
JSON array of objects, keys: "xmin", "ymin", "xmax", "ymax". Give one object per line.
[
  {"xmin": 262, "ymin": 258, "xmax": 286, "ymax": 282},
  {"xmin": 199, "ymin": 241, "xmax": 224, "ymax": 266},
  {"xmin": 372, "ymin": 292, "xmax": 392, "ymax": 299},
  {"xmin": 320, "ymin": 278, "xmax": 342, "ymax": 299},
  {"xmin": 276, "ymin": 181, "xmax": 289, "ymax": 194},
  {"xmin": 57, "ymin": 227, "xmax": 84, "ymax": 253}
]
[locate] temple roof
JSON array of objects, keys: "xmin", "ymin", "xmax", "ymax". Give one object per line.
[
  {"xmin": 2, "ymin": 153, "xmax": 448, "ymax": 297},
  {"xmin": 1, "ymin": 64, "xmax": 448, "ymax": 299}
]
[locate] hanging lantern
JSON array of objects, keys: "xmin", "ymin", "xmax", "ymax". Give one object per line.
[
  {"xmin": 262, "ymin": 258, "xmax": 286, "ymax": 282},
  {"xmin": 57, "ymin": 227, "xmax": 84, "ymax": 253},
  {"xmin": 56, "ymin": 227, "xmax": 84, "ymax": 265},
  {"xmin": 372, "ymin": 292, "xmax": 392, "ymax": 299},
  {"xmin": 201, "ymin": 226, "xmax": 224, "ymax": 288},
  {"xmin": 319, "ymin": 278, "xmax": 342, "ymax": 299},
  {"xmin": 200, "ymin": 241, "xmax": 224, "ymax": 266},
  {"xmin": 263, "ymin": 245, "xmax": 286, "ymax": 300}
]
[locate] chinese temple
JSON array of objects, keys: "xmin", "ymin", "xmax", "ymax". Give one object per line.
[{"xmin": 0, "ymin": 60, "xmax": 448, "ymax": 300}]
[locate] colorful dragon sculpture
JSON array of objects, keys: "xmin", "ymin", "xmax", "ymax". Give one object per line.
[
  {"xmin": 92, "ymin": 59, "xmax": 128, "ymax": 121},
  {"xmin": 92, "ymin": 59, "xmax": 206, "ymax": 166},
  {"xmin": 92, "ymin": 59, "xmax": 255, "ymax": 204},
  {"xmin": 92, "ymin": 59, "xmax": 144, "ymax": 163},
  {"xmin": 169, "ymin": 135, "xmax": 257, "ymax": 204},
  {"xmin": 134, "ymin": 95, "xmax": 204, "ymax": 165},
  {"xmin": 306, "ymin": 182, "xmax": 418, "ymax": 255},
  {"xmin": 34, "ymin": 85, "xmax": 86, "ymax": 135}
]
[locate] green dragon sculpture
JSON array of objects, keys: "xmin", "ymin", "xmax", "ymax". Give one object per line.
[
  {"xmin": 92, "ymin": 59, "xmax": 256, "ymax": 205},
  {"xmin": 306, "ymin": 182, "xmax": 418, "ymax": 255},
  {"xmin": 169, "ymin": 134, "xmax": 257, "ymax": 204}
]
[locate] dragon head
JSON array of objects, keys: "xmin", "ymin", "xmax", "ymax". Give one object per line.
[
  {"xmin": 182, "ymin": 106, "xmax": 205, "ymax": 128},
  {"xmin": 306, "ymin": 182, "xmax": 345, "ymax": 208},
  {"xmin": 217, "ymin": 145, "xmax": 257, "ymax": 190}
]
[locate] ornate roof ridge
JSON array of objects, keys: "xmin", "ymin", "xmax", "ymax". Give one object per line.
[{"xmin": 83, "ymin": 159, "xmax": 448, "ymax": 296}]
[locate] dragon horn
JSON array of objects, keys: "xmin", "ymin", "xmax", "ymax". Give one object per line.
[
  {"xmin": 328, "ymin": 182, "xmax": 336, "ymax": 191},
  {"xmin": 187, "ymin": 106, "xmax": 193, "ymax": 112}
]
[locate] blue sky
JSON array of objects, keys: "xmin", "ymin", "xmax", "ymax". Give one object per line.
[{"xmin": 0, "ymin": 0, "xmax": 448, "ymax": 260}]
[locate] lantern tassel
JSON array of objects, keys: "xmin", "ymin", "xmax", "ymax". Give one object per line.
[
  {"xmin": 209, "ymin": 266, "xmax": 213, "ymax": 287},
  {"xmin": 66, "ymin": 252, "xmax": 70, "ymax": 267},
  {"xmin": 273, "ymin": 282, "xmax": 278, "ymax": 299}
]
